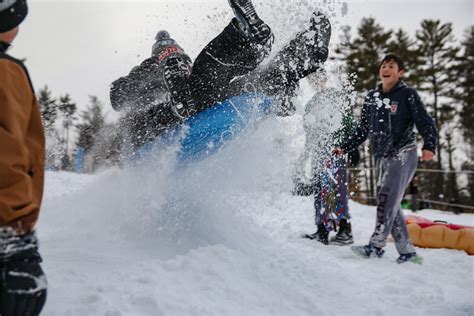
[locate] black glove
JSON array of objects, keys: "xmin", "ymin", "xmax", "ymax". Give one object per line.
[{"xmin": 1, "ymin": 230, "xmax": 47, "ymax": 316}]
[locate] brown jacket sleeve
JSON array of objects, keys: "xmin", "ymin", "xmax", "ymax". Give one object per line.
[{"xmin": 0, "ymin": 58, "xmax": 45, "ymax": 234}]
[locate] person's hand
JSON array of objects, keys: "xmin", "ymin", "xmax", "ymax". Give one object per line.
[
  {"xmin": 421, "ymin": 149, "xmax": 435, "ymax": 161},
  {"xmin": 332, "ymin": 147, "xmax": 345, "ymax": 156}
]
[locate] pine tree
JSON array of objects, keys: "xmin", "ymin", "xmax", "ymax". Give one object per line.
[
  {"xmin": 444, "ymin": 127, "xmax": 459, "ymax": 202},
  {"xmin": 454, "ymin": 26, "xmax": 474, "ymax": 200},
  {"xmin": 37, "ymin": 85, "xmax": 57, "ymax": 128},
  {"xmin": 386, "ymin": 29, "xmax": 420, "ymax": 86},
  {"xmin": 335, "ymin": 18, "xmax": 392, "ymax": 92},
  {"xmin": 37, "ymin": 86, "xmax": 63, "ymax": 170},
  {"xmin": 76, "ymin": 96, "xmax": 105, "ymax": 150},
  {"xmin": 75, "ymin": 96, "xmax": 107, "ymax": 172},
  {"xmin": 57, "ymin": 94, "xmax": 77, "ymax": 170},
  {"xmin": 415, "ymin": 19, "xmax": 460, "ymax": 170},
  {"xmin": 456, "ymin": 27, "xmax": 474, "ymax": 150},
  {"xmin": 414, "ymin": 20, "xmax": 460, "ymax": 200}
]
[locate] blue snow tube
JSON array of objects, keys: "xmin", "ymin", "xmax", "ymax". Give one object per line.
[{"xmin": 133, "ymin": 93, "xmax": 273, "ymax": 166}]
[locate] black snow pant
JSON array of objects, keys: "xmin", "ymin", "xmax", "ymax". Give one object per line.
[
  {"xmin": 188, "ymin": 18, "xmax": 271, "ymax": 112},
  {"xmin": 188, "ymin": 17, "xmax": 327, "ymax": 114}
]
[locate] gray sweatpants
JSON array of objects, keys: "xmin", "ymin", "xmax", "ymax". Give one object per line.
[{"xmin": 369, "ymin": 148, "xmax": 418, "ymax": 254}]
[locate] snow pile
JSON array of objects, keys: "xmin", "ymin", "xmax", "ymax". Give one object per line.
[{"xmin": 38, "ymin": 109, "xmax": 473, "ymax": 315}]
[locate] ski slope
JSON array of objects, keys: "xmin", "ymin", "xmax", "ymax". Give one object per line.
[{"xmin": 38, "ymin": 112, "xmax": 473, "ymax": 316}]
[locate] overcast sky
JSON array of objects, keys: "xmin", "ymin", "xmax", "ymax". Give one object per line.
[{"xmin": 9, "ymin": 0, "xmax": 473, "ymax": 120}]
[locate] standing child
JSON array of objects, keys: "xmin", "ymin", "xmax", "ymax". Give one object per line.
[
  {"xmin": 296, "ymin": 70, "xmax": 356, "ymax": 245},
  {"xmin": 0, "ymin": 0, "xmax": 48, "ymax": 313},
  {"xmin": 334, "ymin": 53, "xmax": 437, "ymax": 263}
]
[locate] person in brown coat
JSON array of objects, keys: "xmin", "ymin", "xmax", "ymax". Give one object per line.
[{"xmin": 0, "ymin": 0, "xmax": 47, "ymax": 314}]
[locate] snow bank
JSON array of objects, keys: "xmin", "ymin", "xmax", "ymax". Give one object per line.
[{"xmin": 38, "ymin": 113, "xmax": 473, "ymax": 315}]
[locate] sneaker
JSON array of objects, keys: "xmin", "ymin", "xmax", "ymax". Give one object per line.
[
  {"xmin": 396, "ymin": 253, "xmax": 423, "ymax": 264},
  {"xmin": 302, "ymin": 224, "xmax": 329, "ymax": 245},
  {"xmin": 351, "ymin": 244, "xmax": 385, "ymax": 259},
  {"xmin": 330, "ymin": 219, "xmax": 354, "ymax": 246},
  {"xmin": 228, "ymin": 0, "xmax": 272, "ymax": 42}
]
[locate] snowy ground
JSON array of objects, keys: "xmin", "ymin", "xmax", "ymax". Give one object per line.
[{"xmin": 38, "ymin": 112, "xmax": 473, "ymax": 316}]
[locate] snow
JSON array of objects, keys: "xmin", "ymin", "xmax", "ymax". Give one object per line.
[
  {"xmin": 32, "ymin": 3, "xmax": 473, "ymax": 311},
  {"xmin": 38, "ymin": 113, "xmax": 473, "ymax": 315}
]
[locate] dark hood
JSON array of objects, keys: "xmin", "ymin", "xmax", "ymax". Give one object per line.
[{"xmin": 376, "ymin": 80, "xmax": 407, "ymax": 94}]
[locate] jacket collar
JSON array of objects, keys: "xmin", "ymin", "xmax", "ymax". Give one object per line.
[
  {"xmin": 376, "ymin": 80, "xmax": 406, "ymax": 95},
  {"xmin": 0, "ymin": 41, "xmax": 10, "ymax": 53}
]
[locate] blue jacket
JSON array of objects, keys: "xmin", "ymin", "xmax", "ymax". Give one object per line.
[{"xmin": 341, "ymin": 81, "xmax": 437, "ymax": 159}]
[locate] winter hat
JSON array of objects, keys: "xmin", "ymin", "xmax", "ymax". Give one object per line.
[
  {"xmin": 151, "ymin": 30, "xmax": 183, "ymax": 58},
  {"xmin": 155, "ymin": 30, "xmax": 170, "ymax": 41},
  {"xmin": 0, "ymin": 0, "xmax": 28, "ymax": 33}
]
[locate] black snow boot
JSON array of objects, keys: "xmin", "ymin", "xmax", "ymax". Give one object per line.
[
  {"xmin": 302, "ymin": 223, "xmax": 329, "ymax": 245},
  {"xmin": 269, "ymin": 11, "xmax": 331, "ymax": 80},
  {"xmin": 257, "ymin": 10, "xmax": 331, "ymax": 113},
  {"xmin": 306, "ymin": 10, "xmax": 332, "ymax": 65},
  {"xmin": 228, "ymin": 0, "xmax": 272, "ymax": 43},
  {"xmin": 330, "ymin": 218, "xmax": 354, "ymax": 245},
  {"xmin": 163, "ymin": 55, "xmax": 197, "ymax": 119}
]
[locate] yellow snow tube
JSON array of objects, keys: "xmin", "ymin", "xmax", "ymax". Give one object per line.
[{"xmin": 406, "ymin": 215, "xmax": 474, "ymax": 255}]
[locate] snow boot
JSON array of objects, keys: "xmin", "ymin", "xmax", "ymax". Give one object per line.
[
  {"xmin": 163, "ymin": 55, "xmax": 197, "ymax": 119},
  {"xmin": 302, "ymin": 223, "xmax": 329, "ymax": 245},
  {"xmin": 258, "ymin": 10, "xmax": 331, "ymax": 113},
  {"xmin": 307, "ymin": 10, "xmax": 332, "ymax": 64},
  {"xmin": 351, "ymin": 244, "xmax": 385, "ymax": 259},
  {"xmin": 396, "ymin": 253, "xmax": 423, "ymax": 264},
  {"xmin": 330, "ymin": 218, "xmax": 354, "ymax": 245},
  {"xmin": 228, "ymin": 0, "xmax": 272, "ymax": 42},
  {"xmin": 266, "ymin": 10, "xmax": 331, "ymax": 81}
]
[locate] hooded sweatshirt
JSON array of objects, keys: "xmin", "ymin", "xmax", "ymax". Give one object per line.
[
  {"xmin": 341, "ymin": 81, "xmax": 437, "ymax": 159},
  {"xmin": 110, "ymin": 33, "xmax": 191, "ymax": 112}
]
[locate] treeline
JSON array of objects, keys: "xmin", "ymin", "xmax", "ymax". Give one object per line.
[
  {"xmin": 38, "ymin": 87, "xmax": 119, "ymax": 173},
  {"xmin": 334, "ymin": 18, "xmax": 473, "ymax": 207}
]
